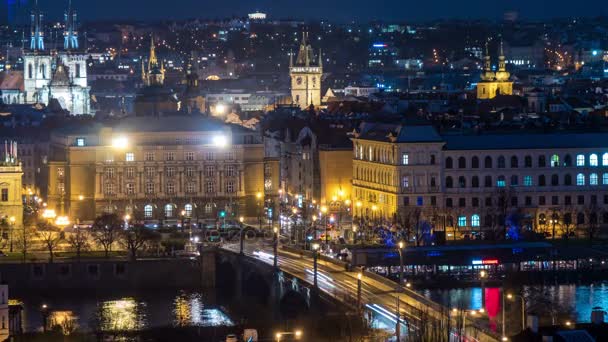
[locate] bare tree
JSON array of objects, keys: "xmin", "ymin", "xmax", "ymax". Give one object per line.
[
  {"xmin": 67, "ymin": 226, "xmax": 90, "ymax": 261},
  {"xmin": 490, "ymin": 187, "xmax": 515, "ymax": 240},
  {"xmin": 37, "ymin": 222, "xmax": 63, "ymax": 263},
  {"xmin": 584, "ymin": 204, "xmax": 600, "ymax": 244},
  {"xmin": 0, "ymin": 217, "xmax": 10, "ymax": 251},
  {"xmin": 118, "ymin": 224, "xmax": 158, "ymax": 261},
  {"xmin": 561, "ymin": 206, "xmax": 576, "ymax": 239},
  {"xmin": 16, "ymin": 225, "xmax": 36, "ymax": 263},
  {"xmin": 91, "ymin": 214, "xmax": 122, "ymax": 258}
]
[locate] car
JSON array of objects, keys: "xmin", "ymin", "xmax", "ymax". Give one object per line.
[{"xmin": 225, "ymin": 334, "xmax": 238, "ymax": 342}]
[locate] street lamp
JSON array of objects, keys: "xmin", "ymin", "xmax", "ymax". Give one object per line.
[
  {"xmin": 507, "ymin": 293, "xmax": 526, "ymax": 332},
  {"xmin": 256, "ymin": 192, "xmax": 263, "ymax": 230},
  {"xmin": 397, "ymin": 241, "xmax": 405, "ymax": 290},
  {"xmin": 124, "ymin": 214, "xmax": 131, "ymax": 229},
  {"xmin": 357, "ymin": 272, "xmax": 362, "ymax": 310},
  {"xmin": 8, "ymin": 216, "xmax": 15, "ymax": 253},
  {"xmin": 352, "ymin": 225, "xmax": 358, "ymax": 244},
  {"xmin": 239, "ymin": 216, "xmax": 245, "ymax": 255},
  {"xmin": 311, "ymin": 214, "xmax": 318, "ymax": 243},
  {"xmin": 273, "ymin": 227, "xmax": 279, "ymax": 268},
  {"xmin": 321, "ymin": 206, "xmax": 328, "ymax": 247},
  {"xmin": 312, "ymin": 243, "xmax": 320, "ymax": 288}
]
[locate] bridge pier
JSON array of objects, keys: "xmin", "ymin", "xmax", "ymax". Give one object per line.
[{"xmin": 200, "ymin": 248, "xmax": 216, "ymax": 288}]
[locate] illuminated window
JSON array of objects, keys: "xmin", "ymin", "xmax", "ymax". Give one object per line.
[
  {"xmin": 226, "ymin": 165, "xmax": 236, "ymax": 177},
  {"xmin": 125, "ymin": 152, "xmax": 134, "ymax": 162},
  {"xmin": 144, "ymin": 205, "xmax": 153, "ymax": 218},
  {"xmin": 164, "ymin": 204, "xmax": 174, "ymax": 217},
  {"xmin": 206, "ymin": 181, "xmax": 215, "ymax": 193},
  {"xmin": 497, "ymin": 176, "xmax": 506, "ymax": 187},
  {"xmin": 126, "ymin": 167, "xmax": 135, "ymax": 178},
  {"xmin": 551, "ymin": 154, "xmax": 559, "ymax": 167},
  {"xmin": 402, "ymin": 153, "xmax": 409, "ymax": 165},
  {"xmin": 145, "ymin": 183, "xmax": 154, "ymax": 194},
  {"xmin": 186, "ymin": 183, "xmax": 196, "ymax": 193},
  {"xmin": 603, "ymin": 153, "xmax": 608, "ymax": 166},
  {"xmin": 603, "ymin": 173, "xmax": 608, "ymax": 185},
  {"xmin": 206, "ymin": 166, "xmax": 215, "ymax": 177},
  {"xmin": 166, "ymin": 182, "xmax": 175, "ymax": 194},
  {"xmin": 590, "ymin": 173, "xmax": 598, "ymax": 185},
  {"xmin": 457, "ymin": 216, "xmax": 467, "ymax": 227},
  {"xmin": 145, "ymin": 152, "xmax": 155, "ymax": 161},
  {"xmin": 76, "ymin": 138, "xmax": 85, "ymax": 147},
  {"xmin": 590, "ymin": 154, "xmax": 598, "ymax": 166},
  {"xmin": 402, "ymin": 176, "xmax": 409, "ymax": 188},
  {"xmin": 1, "ymin": 189, "xmax": 7, "ymax": 202},
  {"xmin": 185, "ymin": 151, "xmax": 195, "ymax": 161},
  {"xmin": 523, "ymin": 176, "xmax": 533, "ymax": 186},
  {"xmin": 226, "ymin": 180, "xmax": 235, "ymax": 193},
  {"xmin": 186, "ymin": 167, "xmax": 195, "ymax": 178},
  {"xmin": 576, "ymin": 154, "xmax": 585, "ymax": 166},
  {"xmin": 184, "ymin": 204, "xmax": 193, "ymax": 217},
  {"xmin": 104, "ymin": 183, "xmax": 115, "ymax": 195},
  {"xmin": 204, "ymin": 203, "xmax": 213, "ymax": 214},
  {"xmin": 577, "ymin": 173, "xmax": 585, "ymax": 186},
  {"xmin": 126, "ymin": 183, "xmax": 135, "ymax": 194},
  {"xmin": 166, "ymin": 167, "xmax": 175, "ymax": 178},
  {"xmin": 471, "ymin": 214, "xmax": 480, "ymax": 227}
]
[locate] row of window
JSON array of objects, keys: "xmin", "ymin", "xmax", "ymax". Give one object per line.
[
  {"xmin": 101, "ymin": 151, "xmax": 237, "ymax": 163},
  {"xmin": 444, "ymin": 173, "xmax": 608, "ymax": 189},
  {"xmin": 104, "ymin": 166, "xmax": 238, "ymax": 179},
  {"xmin": 442, "ymin": 194, "xmax": 608, "ymax": 208},
  {"xmin": 445, "ymin": 153, "xmax": 608, "ymax": 169},
  {"xmin": 103, "ymin": 181, "xmax": 237, "ymax": 195},
  {"xmin": 451, "ymin": 212, "xmax": 607, "ymax": 228},
  {"xmin": 142, "ymin": 203, "xmax": 215, "ymax": 219}
]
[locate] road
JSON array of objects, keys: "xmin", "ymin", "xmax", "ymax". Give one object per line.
[{"xmin": 222, "ymin": 239, "xmax": 500, "ymax": 342}]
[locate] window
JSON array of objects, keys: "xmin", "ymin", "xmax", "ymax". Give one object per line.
[
  {"xmin": 577, "ymin": 173, "xmax": 585, "ymax": 186},
  {"xmin": 76, "ymin": 138, "xmax": 85, "ymax": 147},
  {"xmin": 552, "ymin": 196, "xmax": 558, "ymax": 205},
  {"xmin": 458, "ymin": 157, "xmax": 466, "ymax": 169},
  {"xmin": 457, "ymin": 216, "xmax": 467, "ymax": 227},
  {"xmin": 511, "ymin": 196, "xmax": 518, "ymax": 206},
  {"xmin": 1, "ymin": 189, "xmax": 7, "ymax": 202},
  {"xmin": 185, "ymin": 152, "xmax": 195, "ymax": 161},
  {"xmin": 484, "ymin": 156, "xmax": 492, "ymax": 168},
  {"xmin": 204, "ymin": 203, "xmax": 213, "ymax": 214},
  {"xmin": 525, "ymin": 196, "xmax": 532, "ymax": 206},
  {"xmin": 576, "ymin": 154, "xmax": 585, "ymax": 166},
  {"xmin": 126, "ymin": 167, "xmax": 135, "ymax": 179},
  {"xmin": 511, "ymin": 156, "xmax": 518, "ymax": 168},
  {"xmin": 539, "ymin": 196, "xmax": 546, "ymax": 205},
  {"xmin": 577, "ymin": 213, "xmax": 585, "ymax": 225},
  {"xmin": 603, "ymin": 153, "xmax": 608, "ymax": 166},
  {"xmin": 104, "ymin": 183, "xmax": 115, "ymax": 195},
  {"xmin": 538, "ymin": 175, "xmax": 546, "ymax": 186},
  {"xmin": 565, "ymin": 196, "xmax": 571, "ymax": 205},
  {"xmin": 226, "ymin": 180, "xmax": 235, "ymax": 193},
  {"xmin": 166, "ymin": 182, "xmax": 175, "ymax": 194},
  {"xmin": 458, "ymin": 176, "xmax": 466, "ymax": 188},
  {"xmin": 445, "ymin": 176, "xmax": 453, "ymax": 188},
  {"xmin": 185, "ymin": 167, "xmax": 195, "ymax": 178},
  {"xmin": 498, "ymin": 156, "xmax": 506, "ymax": 168},
  {"xmin": 578, "ymin": 195, "xmax": 585, "ymax": 205},
  {"xmin": 123, "ymin": 183, "xmax": 134, "ymax": 194},
  {"xmin": 538, "ymin": 155, "xmax": 546, "ymax": 167},
  {"xmin": 472, "ymin": 156, "xmax": 479, "ymax": 169},
  {"xmin": 445, "ymin": 157, "xmax": 453, "ymax": 169},
  {"xmin": 590, "ymin": 173, "xmax": 598, "ymax": 185},
  {"xmin": 146, "ymin": 183, "xmax": 154, "ymax": 194},
  {"xmin": 205, "ymin": 151, "xmax": 214, "ymax": 161},
  {"xmin": 184, "ymin": 204, "xmax": 193, "ymax": 217},
  {"xmin": 446, "ymin": 198, "xmax": 453, "ymax": 207},
  {"xmin": 402, "ymin": 153, "xmax": 409, "ymax": 165},
  {"xmin": 564, "ymin": 154, "xmax": 572, "ymax": 166},
  {"xmin": 166, "ymin": 167, "xmax": 175, "ymax": 178},
  {"xmin": 511, "ymin": 175, "xmax": 518, "ymax": 186},
  {"xmin": 105, "ymin": 168, "xmax": 115, "ymax": 179},
  {"xmin": 590, "ymin": 154, "xmax": 599, "ymax": 167},
  {"xmin": 551, "ymin": 174, "xmax": 559, "ymax": 186},
  {"xmin": 485, "ymin": 197, "xmax": 492, "ymax": 206},
  {"xmin": 551, "ymin": 154, "xmax": 559, "ymax": 167},
  {"xmin": 226, "ymin": 152, "xmax": 235, "ymax": 160},
  {"xmin": 472, "ymin": 198, "xmax": 479, "ymax": 207},
  {"xmin": 471, "ymin": 214, "xmax": 480, "ymax": 227},
  {"xmin": 402, "ymin": 176, "xmax": 410, "ymax": 188},
  {"xmin": 565, "ymin": 174, "xmax": 572, "ymax": 185},
  {"xmin": 603, "ymin": 173, "xmax": 608, "ymax": 185},
  {"xmin": 497, "ymin": 176, "xmax": 506, "ymax": 187},
  {"xmin": 524, "ymin": 176, "xmax": 533, "ymax": 186},
  {"xmin": 145, "ymin": 167, "xmax": 155, "ymax": 178},
  {"xmin": 164, "ymin": 204, "xmax": 174, "ymax": 218},
  {"xmin": 206, "ymin": 166, "xmax": 215, "ymax": 177},
  {"xmin": 226, "ymin": 165, "xmax": 236, "ymax": 177},
  {"xmin": 430, "ymin": 196, "xmax": 436, "ymax": 206},
  {"xmin": 186, "ymin": 183, "xmax": 196, "ymax": 193},
  {"xmin": 145, "ymin": 152, "xmax": 155, "ymax": 161},
  {"xmin": 524, "ymin": 156, "xmax": 532, "ymax": 168},
  {"xmin": 165, "ymin": 152, "xmax": 175, "ymax": 161},
  {"xmin": 430, "ymin": 155, "xmax": 436, "ymax": 165},
  {"xmin": 472, "ymin": 176, "xmax": 479, "ymax": 188},
  {"xmin": 206, "ymin": 181, "xmax": 215, "ymax": 193},
  {"xmin": 459, "ymin": 198, "xmax": 466, "ymax": 207},
  {"xmin": 484, "ymin": 176, "xmax": 492, "ymax": 187}
]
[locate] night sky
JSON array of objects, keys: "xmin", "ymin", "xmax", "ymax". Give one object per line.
[{"xmin": 35, "ymin": 0, "xmax": 608, "ymax": 22}]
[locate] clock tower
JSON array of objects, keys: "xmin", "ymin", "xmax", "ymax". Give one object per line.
[{"xmin": 290, "ymin": 32, "xmax": 322, "ymax": 109}]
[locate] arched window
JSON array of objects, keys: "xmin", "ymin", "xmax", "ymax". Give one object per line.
[
  {"xmin": 445, "ymin": 157, "xmax": 453, "ymax": 169},
  {"xmin": 603, "ymin": 153, "xmax": 608, "ymax": 166},
  {"xmin": 524, "ymin": 156, "xmax": 532, "ymax": 168},
  {"xmin": 185, "ymin": 204, "xmax": 193, "ymax": 217},
  {"xmin": 498, "ymin": 156, "xmax": 506, "ymax": 168},
  {"xmin": 564, "ymin": 174, "xmax": 572, "ymax": 186},
  {"xmin": 497, "ymin": 175, "xmax": 506, "ymax": 187},
  {"xmin": 538, "ymin": 155, "xmax": 546, "ymax": 167},
  {"xmin": 458, "ymin": 176, "xmax": 466, "ymax": 188},
  {"xmin": 144, "ymin": 204, "xmax": 153, "ymax": 218},
  {"xmin": 458, "ymin": 157, "xmax": 466, "ymax": 169},
  {"xmin": 551, "ymin": 174, "xmax": 559, "ymax": 186},
  {"xmin": 471, "ymin": 214, "xmax": 480, "ymax": 227},
  {"xmin": 484, "ymin": 156, "xmax": 492, "ymax": 168},
  {"xmin": 472, "ymin": 176, "xmax": 479, "ymax": 188},
  {"xmin": 40, "ymin": 64, "xmax": 46, "ymax": 79},
  {"xmin": 576, "ymin": 173, "xmax": 585, "ymax": 186},
  {"xmin": 165, "ymin": 204, "xmax": 174, "ymax": 217},
  {"xmin": 564, "ymin": 154, "xmax": 572, "ymax": 166},
  {"xmin": 590, "ymin": 173, "xmax": 598, "ymax": 185},
  {"xmin": 445, "ymin": 176, "xmax": 453, "ymax": 188},
  {"xmin": 576, "ymin": 154, "xmax": 585, "ymax": 167},
  {"xmin": 590, "ymin": 154, "xmax": 599, "ymax": 167},
  {"xmin": 538, "ymin": 175, "xmax": 546, "ymax": 186},
  {"xmin": 551, "ymin": 154, "xmax": 559, "ymax": 167},
  {"xmin": 603, "ymin": 173, "xmax": 608, "ymax": 185},
  {"xmin": 471, "ymin": 156, "xmax": 479, "ymax": 169},
  {"xmin": 28, "ymin": 64, "xmax": 33, "ymax": 79},
  {"xmin": 511, "ymin": 156, "xmax": 518, "ymax": 168},
  {"xmin": 511, "ymin": 175, "xmax": 519, "ymax": 186},
  {"xmin": 457, "ymin": 216, "xmax": 467, "ymax": 227}
]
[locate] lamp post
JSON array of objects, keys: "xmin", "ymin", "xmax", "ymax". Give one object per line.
[
  {"xmin": 8, "ymin": 216, "xmax": 15, "ymax": 253},
  {"xmin": 507, "ymin": 293, "xmax": 526, "ymax": 333},
  {"xmin": 41, "ymin": 304, "xmax": 48, "ymax": 332},
  {"xmin": 239, "ymin": 216, "xmax": 245, "ymax": 255},
  {"xmin": 273, "ymin": 226, "xmax": 279, "ymax": 269},
  {"xmin": 256, "ymin": 192, "xmax": 263, "ymax": 230},
  {"xmin": 312, "ymin": 243, "xmax": 320, "ymax": 288},
  {"xmin": 480, "ymin": 270, "xmax": 487, "ymax": 307},
  {"xmin": 311, "ymin": 215, "xmax": 317, "ymax": 243},
  {"xmin": 397, "ymin": 241, "xmax": 405, "ymax": 290},
  {"xmin": 357, "ymin": 272, "xmax": 362, "ymax": 311},
  {"xmin": 352, "ymin": 225, "xmax": 358, "ymax": 244},
  {"xmin": 371, "ymin": 205, "xmax": 378, "ymax": 226},
  {"xmin": 123, "ymin": 214, "xmax": 131, "ymax": 230}
]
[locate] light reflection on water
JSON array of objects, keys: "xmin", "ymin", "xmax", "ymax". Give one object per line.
[{"xmin": 172, "ymin": 293, "xmax": 234, "ymax": 327}]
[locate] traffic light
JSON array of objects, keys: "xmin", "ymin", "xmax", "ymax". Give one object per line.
[{"xmin": 219, "ymin": 211, "xmax": 226, "ymax": 218}]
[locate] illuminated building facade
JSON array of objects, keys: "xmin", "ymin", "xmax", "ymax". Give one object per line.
[
  {"xmin": 46, "ymin": 117, "xmax": 278, "ymax": 223},
  {"xmin": 353, "ymin": 122, "xmax": 608, "ymax": 238},
  {"xmin": 476, "ymin": 42, "xmax": 513, "ymax": 100},
  {"xmin": 289, "ymin": 32, "xmax": 323, "ymax": 109},
  {"xmin": 0, "ymin": 141, "xmax": 23, "ymax": 230}
]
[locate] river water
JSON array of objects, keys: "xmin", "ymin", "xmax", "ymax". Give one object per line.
[{"xmin": 421, "ymin": 282, "xmax": 608, "ymax": 335}]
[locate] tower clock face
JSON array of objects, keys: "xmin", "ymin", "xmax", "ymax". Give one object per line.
[{"xmin": 296, "ymin": 77, "xmax": 303, "ymax": 85}]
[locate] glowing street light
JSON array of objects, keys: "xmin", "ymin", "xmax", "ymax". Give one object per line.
[
  {"xmin": 78, "ymin": 195, "xmax": 84, "ymax": 201},
  {"xmin": 212, "ymin": 135, "xmax": 228, "ymax": 147},
  {"xmin": 111, "ymin": 136, "xmax": 129, "ymax": 149},
  {"xmin": 55, "ymin": 216, "xmax": 70, "ymax": 227}
]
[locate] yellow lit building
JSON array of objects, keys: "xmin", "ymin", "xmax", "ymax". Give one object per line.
[
  {"xmin": 47, "ymin": 116, "xmax": 276, "ymax": 223},
  {"xmin": 319, "ymin": 148, "xmax": 352, "ymax": 205},
  {"xmin": 476, "ymin": 42, "xmax": 513, "ymax": 100},
  {"xmin": 290, "ymin": 32, "xmax": 323, "ymax": 109},
  {"xmin": 0, "ymin": 142, "xmax": 23, "ymax": 229}
]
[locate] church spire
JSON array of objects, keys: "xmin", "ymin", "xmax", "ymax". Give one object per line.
[
  {"xmin": 148, "ymin": 36, "xmax": 158, "ymax": 70},
  {"xmin": 30, "ymin": 0, "xmax": 44, "ymax": 51},
  {"xmin": 64, "ymin": 0, "xmax": 79, "ymax": 50},
  {"xmin": 318, "ymin": 48, "xmax": 323, "ymax": 68}
]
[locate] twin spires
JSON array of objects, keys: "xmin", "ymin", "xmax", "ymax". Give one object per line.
[
  {"xmin": 3, "ymin": 140, "xmax": 18, "ymax": 165},
  {"xmin": 480, "ymin": 38, "xmax": 509, "ymax": 82},
  {"xmin": 292, "ymin": 31, "xmax": 322, "ymax": 69},
  {"xmin": 30, "ymin": 0, "xmax": 80, "ymax": 51}
]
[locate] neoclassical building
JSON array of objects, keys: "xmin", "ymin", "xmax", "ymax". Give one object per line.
[
  {"xmin": 352, "ymin": 122, "xmax": 608, "ymax": 238},
  {"xmin": 47, "ymin": 116, "xmax": 278, "ymax": 224}
]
